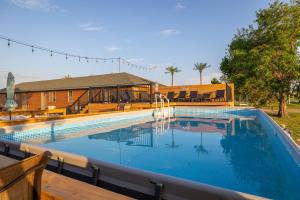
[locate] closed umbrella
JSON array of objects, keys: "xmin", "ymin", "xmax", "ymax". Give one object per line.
[{"xmin": 4, "ymin": 72, "xmax": 18, "ymax": 120}]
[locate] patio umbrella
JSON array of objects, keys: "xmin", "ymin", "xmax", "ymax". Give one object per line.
[{"xmin": 4, "ymin": 72, "xmax": 18, "ymax": 120}]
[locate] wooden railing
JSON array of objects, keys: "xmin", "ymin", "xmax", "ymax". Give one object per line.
[{"xmin": 67, "ymin": 90, "xmax": 89, "ymax": 114}]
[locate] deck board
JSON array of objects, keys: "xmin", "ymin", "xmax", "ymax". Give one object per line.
[{"xmin": 0, "ymin": 155, "xmax": 134, "ymax": 200}]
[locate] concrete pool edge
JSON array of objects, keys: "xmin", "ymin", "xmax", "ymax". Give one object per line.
[
  {"xmin": 0, "ymin": 139, "xmax": 268, "ymax": 200},
  {"xmin": 258, "ymin": 109, "xmax": 300, "ymax": 162}
]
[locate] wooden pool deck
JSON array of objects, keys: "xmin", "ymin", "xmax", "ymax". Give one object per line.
[
  {"xmin": 0, "ymin": 103, "xmax": 234, "ymax": 127},
  {"xmin": 0, "ymin": 155, "xmax": 133, "ymax": 200}
]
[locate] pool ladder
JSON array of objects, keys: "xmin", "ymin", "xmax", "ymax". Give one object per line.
[{"xmin": 154, "ymin": 94, "xmax": 171, "ymax": 120}]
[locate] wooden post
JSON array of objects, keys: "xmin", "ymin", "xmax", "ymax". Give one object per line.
[
  {"xmin": 88, "ymin": 87, "xmax": 92, "ymax": 103},
  {"xmin": 225, "ymin": 83, "xmax": 228, "ymax": 102},
  {"xmin": 149, "ymin": 84, "xmax": 153, "ymax": 105},
  {"xmin": 116, "ymin": 85, "xmax": 120, "ymax": 104}
]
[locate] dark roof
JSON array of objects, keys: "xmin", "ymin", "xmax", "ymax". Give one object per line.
[{"xmin": 0, "ymin": 72, "xmax": 159, "ymax": 93}]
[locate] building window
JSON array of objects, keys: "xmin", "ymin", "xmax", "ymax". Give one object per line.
[
  {"xmin": 68, "ymin": 90, "xmax": 73, "ymax": 102},
  {"xmin": 49, "ymin": 91, "xmax": 56, "ymax": 102}
]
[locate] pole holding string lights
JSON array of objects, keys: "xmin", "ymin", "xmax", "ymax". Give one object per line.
[{"xmin": 0, "ymin": 35, "xmax": 158, "ymax": 71}]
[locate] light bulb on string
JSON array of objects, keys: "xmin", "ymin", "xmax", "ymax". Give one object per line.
[
  {"xmin": 50, "ymin": 51, "xmax": 53, "ymax": 57},
  {"xmin": 66, "ymin": 54, "xmax": 68, "ymax": 60},
  {"xmin": 31, "ymin": 46, "xmax": 34, "ymax": 53},
  {"xmin": 78, "ymin": 56, "xmax": 81, "ymax": 62},
  {"xmin": 7, "ymin": 39, "xmax": 10, "ymax": 47},
  {"xmin": 86, "ymin": 57, "xmax": 88, "ymax": 62}
]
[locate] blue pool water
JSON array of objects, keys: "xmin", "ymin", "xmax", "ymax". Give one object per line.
[{"xmin": 1, "ymin": 108, "xmax": 300, "ymax": 199}]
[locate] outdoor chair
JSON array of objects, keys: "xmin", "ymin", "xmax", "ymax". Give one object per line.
[
  {"xmin": 177, "ymin": 91, "xmax": 187, "ymax": 102},
  {"xmin": 141, "ymin": 92, "xmax": 149, "ymax": 102},
  {"xmin": 213, "ymin": 90, "xmax": 225, "ymax": 102},
  {"xmin": 0, "ymin": 151, "xmax": 51, "ymax": 200},
  {"xmin": 119, "ymin": 91, "xmax": 127, "ymax": 103},
  {"xmin": 126, "ymin": 91, "xmax": 136, "ymax": 103},
  {"xmin": 199, "ymin": 93, "xmax": 211, "ymax": 102},
  {"xmin": 189, "ymin": 91, "xmax": 198, "ymax": 102},
  {"xmin": 167, "ymin": 92, "xmax": 175, "ymax": 102}
]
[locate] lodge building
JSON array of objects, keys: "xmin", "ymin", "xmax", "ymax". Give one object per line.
[
  {"xmin": 0, "ymin": 72, "xmax": 234, "ymax": 115},
  {"xmin": 0, "ymin": 72, "xmax": 156, "ymax": 114}
]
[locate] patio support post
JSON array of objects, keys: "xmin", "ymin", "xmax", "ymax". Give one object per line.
[
  {"xmin": 88, "ymin": 87, "xmax": 92, "ymax": 103},
  {"xmin": 117, "ymin": 85, "xmax": 120, "ymax": 104},
  {"xmin": 225, "ymin": 83, "xmax": 228, "ymax": 102},
  {"xmin": 149, "ymin": 83, "xmax": 153, "ymax": 105},
  {"xmin": 224, "ymin": 83, "xmax": 228, "ymax": 102}
]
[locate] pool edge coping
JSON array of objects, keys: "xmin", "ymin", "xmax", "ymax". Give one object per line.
[{"xmin": 258, "ymin": 109, "xmax": 300, "ymax": 161}]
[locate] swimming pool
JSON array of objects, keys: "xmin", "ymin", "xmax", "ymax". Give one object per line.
[{"xmin": 1, "ymin": 107, "xmax": 300, "ymax": 199}]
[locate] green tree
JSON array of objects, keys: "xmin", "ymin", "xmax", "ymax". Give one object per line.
[
  {"xmin": 193, "ymin": 63, "xmax": 210, "ymax": 85},
  {"xmin": 165, "ymin": 66, "xmax": 181, "ymax": 86},
  {"xmin": 221, "ymin": 0, "xmax": 300, "ymax": 117},
  {"xmin": 211, "ymin": 77, "xmax": 221, "ymax": 84}
]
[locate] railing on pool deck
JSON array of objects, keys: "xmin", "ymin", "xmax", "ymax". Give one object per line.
[
  {"xmin": 0, "ymin": 139, "xmax": 268, "ymax": 200},
  {"xmin": 154, "ymin": 94, "xmax": 172, "ymax": 120}
]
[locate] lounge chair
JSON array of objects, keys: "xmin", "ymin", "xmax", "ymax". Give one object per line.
[
  {"xmin": 189, "ymin": 91, "xmax": 198, "ymax": 102},
  {"xmin": 0, "ymin": 151, "xmax": 51, "ymax": 200},
  {"xmin": 167, "ymin": 92, "xmax": 175, "ymax": 102},
  {"xmin": 141, "ymin": 92, "xmax": 149, "ymax": 102},
  {"xmin": 199, "ymin": 93, "xmax": 211, "ymax": 102},
  {"xmin": 125, "ymin": 90, "xmax": 137, "ymax": 103},
  {"xmin": 213, "ymin": 90, "xmax": 225, "ymax": 102},
  {"xmin": 177, "ymin": 91, "xmax": 187, "ymax": 102}
]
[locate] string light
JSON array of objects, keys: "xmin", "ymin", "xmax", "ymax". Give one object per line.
[{"xmin": 0, "ymin": 35, "xmax": 156, "ymax": 71}]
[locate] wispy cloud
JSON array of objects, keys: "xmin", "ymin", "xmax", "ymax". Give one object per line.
[
  {"xmin": 175, "ymin": 2, "xmax": 185, "ymax": 10},
  {"xmin": 149, "ymin": 63, "xmax": 170, "ymax": 71},
  {"xmin": 127, "ymin": 58, "xmax": 144, "ymax": 63},
  {"xmin": 79, "ymin": 23, "xmax": 103, "ymax": 32},
  {"xmin": 106, "ymin": 46, "xmax": 121, "ymax": 52},
  {"xmin": 9, "ymin": 0, "xmax": 63, "ymax": 11},
  {"xmin": 159, "ymin": 29, "xmax": 181, "ymax": 38}
]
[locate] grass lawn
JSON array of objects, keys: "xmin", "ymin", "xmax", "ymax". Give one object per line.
[{"xmin": 263, "ymin": 103, "xmax": 300, "ymax": 143}]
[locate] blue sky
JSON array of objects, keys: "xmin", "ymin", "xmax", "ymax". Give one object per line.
[{"xmin": 0, "ymin": 0, "xmax": 273, "ymax": 87}]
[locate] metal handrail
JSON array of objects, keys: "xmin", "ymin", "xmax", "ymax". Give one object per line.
[
  {"xmin": 154, "ymin": 94, "xmax": 171, "ymax": 120},
  {"xmin": 160, "ymin": 95, "xmax": 170, "ymax": 118}
]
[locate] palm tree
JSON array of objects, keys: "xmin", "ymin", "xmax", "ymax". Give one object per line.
[
  {"xmin": 193, "ymin": 63, "xmax": 210, "ymax": 85},
  {"xmin": 165, "ymin": 66, "xmax": 181, "ymax": 86}
]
